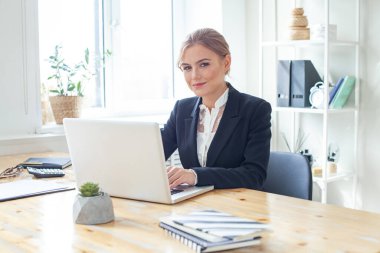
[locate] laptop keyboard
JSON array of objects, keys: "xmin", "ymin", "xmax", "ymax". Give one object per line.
[{"xmin": 170, "ymin": 189, "xmax": 184, "ymax": 195}]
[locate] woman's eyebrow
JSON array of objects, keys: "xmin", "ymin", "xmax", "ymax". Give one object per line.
[
  {"xmin": 181, "ymin": 58, "xmax": 211, "ymax": 66},
  {"xmin": 196, "ymin": 58, "xmax": 211, "ymax": 64}
]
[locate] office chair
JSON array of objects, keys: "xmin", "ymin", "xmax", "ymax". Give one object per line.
[{"xmin": 262, "ymin": 151, "xmax": 312, "ymax": 200}]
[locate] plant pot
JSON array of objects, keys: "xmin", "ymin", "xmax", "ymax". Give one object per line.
[
  {"xmin": 49, "ymin": 96, "xmax": 83, "ymax": 124},
  {"xmin": 73, "ymin": 192, "xmax": 115, "ymax": 225}
]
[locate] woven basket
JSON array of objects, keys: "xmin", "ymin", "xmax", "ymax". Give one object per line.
[
  {"xmin": 289, "ymin": 15, "xmax": 308, "ymax": 27},
  {"xmin": 292, "ymin": 8, "xmax": 304, "ymax": 16},
  {"xmin": 289, "ymin": 27, "xmax": 310, "ymax": 40},
  {"xmin": 49, "ymin": 96, "xmax": 83, "ymax": 124}
]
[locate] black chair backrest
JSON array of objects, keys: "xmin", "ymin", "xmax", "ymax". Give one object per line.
[{"xmin": 262, "ymin": 151, "xmax": 312, "ymax": 200}]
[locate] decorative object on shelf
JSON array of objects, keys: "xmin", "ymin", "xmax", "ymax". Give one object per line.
[
  {"xmin": 300, "ymin": 149, "xmax": 313, "ymax": 168},
  {"xmin": 312, "ymin": 143, "xmax": 340, "ymax": 177},
  {"xmin": 327, "ymin": 143, "xmax": 339, "ymax": 175},
  {"xmin": 312, "ymin": 159, "xmax": 337, "ymax": 177},
  {"xmin": 310, "ymin": 24, "xmax": 337, "ymax": 41},
  {"xmin": 45, "ymin": 45, "xmax": 111, "ymax": 124},
  {"xmin": 73, "ymin": 182, "xmax": 115, "ymax": 225},
  {"xmin": 280, "ymin": 129, "xmax": 309, "ymax": 154},
  {"xmin": 309, "ymin": 81, "xmax": 325, "ymax": 109},
  {"xmin": 289, "ymin": 7, "xmax": 310, "ymax": 40},
  {"xmin": 311, "ymin": 161, "xmax": 322, "ymax": 177}
]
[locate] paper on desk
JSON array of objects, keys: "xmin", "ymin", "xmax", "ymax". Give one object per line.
[{"xmin": 0, "ymin": 180, "xmax": 75, "ymax": 202}]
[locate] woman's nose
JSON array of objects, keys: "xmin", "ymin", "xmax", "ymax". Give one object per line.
[{"xmin": 191, "ymin": 67, "xmax": 200, "ymax": 79}]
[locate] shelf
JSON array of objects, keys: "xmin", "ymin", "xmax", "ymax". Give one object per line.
[
  {"xmin": 261, "ymin": 40, "xmax": 358, "ymax": 48},
  {"xmin": 273, "ymin": 107, "xmax": 357, "ymax": 114},
  {"xmin": 259, "ymin": 0, "xmax": 360, "ymax": 205},
  {"xmin": 313, "ymin": 171, "xmax": 354, "ymax": 184}
]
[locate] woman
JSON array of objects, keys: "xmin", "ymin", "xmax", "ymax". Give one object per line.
[{"xmin": 161, "ymin": 28, "xmax": 271, "ymax": 190}]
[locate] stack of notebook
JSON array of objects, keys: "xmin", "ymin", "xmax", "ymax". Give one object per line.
[{"xmin": 159, "ymin": 210, "xmax": 270, "ymax": 253}]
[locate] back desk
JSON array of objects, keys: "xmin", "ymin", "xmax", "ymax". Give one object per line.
[{"xmin": 0, "ymin": 152, "xmax": 379, "ymax": 252}]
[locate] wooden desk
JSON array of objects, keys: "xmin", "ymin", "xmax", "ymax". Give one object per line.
[{"xmin": 1, "ymin": 153, "xmax": 380, "ymax": 252}]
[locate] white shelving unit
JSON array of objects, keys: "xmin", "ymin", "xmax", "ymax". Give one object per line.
[{"xmin": 258, "ymin": 0, "xmax": 360, "ymax": 205}]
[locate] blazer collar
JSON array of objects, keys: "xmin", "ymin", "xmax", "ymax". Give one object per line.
[
  {"xmin": 190, "ymin": 97, "xmax": 202, "ymax": 117},
  {"xmin": 185, "ymin": 97, "xmax": 202, "ymax": 167},
  {"xmin": 206, "ymin": 84, "xmax": 241, "ymax": 166},
  {"xmin": 185, "ymin": 83, "xmax": 241, "ymax": 167}
]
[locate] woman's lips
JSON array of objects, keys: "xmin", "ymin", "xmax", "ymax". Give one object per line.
[{"xmin": 193, "ymin": 82, "xmax": 206, "ymax": 88}]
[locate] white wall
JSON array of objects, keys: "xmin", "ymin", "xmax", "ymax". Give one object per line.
[
  {"xmin": 0, "ymin": 0, "xmax": 41, "ymax": 137},
  {"xmin": 172, "ymin": 0, "xmax": 247, "ymax": 97},
  {"xmin": 221, "ymin": 0, "xmax": 247, "ymax": 91},
  {"xmin": 357, "ymin": 0, "xmax": 380, "ymax": 213}
]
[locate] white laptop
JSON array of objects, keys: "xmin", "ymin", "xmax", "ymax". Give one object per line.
[{"xmin": 63, "ymin": 118, "xmax": 213, "ymax": 204}]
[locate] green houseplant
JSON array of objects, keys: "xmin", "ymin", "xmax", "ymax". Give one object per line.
[
  {"xmin": 48, "ymin": 45, "xmax": 95, "ymax": 97},
  {"xmin": 46, "ymin": 45, "xmax": 110, "ymax": 124},
  {"xmin": 73, "ymin": 182, "xmax": 115, "ymax": 225}
]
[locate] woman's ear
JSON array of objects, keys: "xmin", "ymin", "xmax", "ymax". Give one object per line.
[{"xmin": 224, "ymin": 54, "xmax": 231, "ymax": 74}]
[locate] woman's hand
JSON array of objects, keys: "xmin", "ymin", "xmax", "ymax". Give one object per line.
[{"xmin": 167, "ymin": 166, "xmax": 196, "ymax": 189}]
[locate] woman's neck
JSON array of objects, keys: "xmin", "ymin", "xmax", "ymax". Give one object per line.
[{"xmin": 202, "ymin": 83, "xmax": 228, "ymax": 110}]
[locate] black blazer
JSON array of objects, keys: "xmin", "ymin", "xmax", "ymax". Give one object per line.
[{"xmin": 161, "ymin": 84, "xmax": 272, "ymax": 189}]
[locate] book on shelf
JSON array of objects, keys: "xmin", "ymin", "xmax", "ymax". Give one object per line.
[
  {"xmin": 329, "ymin": 76, "xmax": 356, "ymax": 109},
  {"xmin": 329, "ymin": 77, "xmax": 344, "ymax": 105},
  {"xmin": 19, "ymin": 157, "xmax": 71, "ymax": 169},
  {"xmin": 159, "ymin": 210, "xmax": 269, "ymax": 252}
]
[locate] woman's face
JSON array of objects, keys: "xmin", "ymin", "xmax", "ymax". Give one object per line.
[{"xmin": 180, "ymin": 44, "xmax": 231, "ymax": 100}]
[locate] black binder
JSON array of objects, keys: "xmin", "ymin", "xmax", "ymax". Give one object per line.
[
  {"xmin": 290, "ymin": 60, "xmax": 322, "ymax": 107},
  {"xmin": 277, "ymin": 60, "xmax": 291, "ymax": 107}
]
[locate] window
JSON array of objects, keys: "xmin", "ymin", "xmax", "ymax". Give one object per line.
[
  {"xmin": 103, "ymin": 0, "xmax": 173, "ymax": 111},
  {"xmin": 38, "ymin": 0, "xmax": 102, "ymax": 108},
  {"xmin": 38, "ymin": 0, "xmax": 229, "ymax": 122},
  {"xmin": 39, "ymin": 0, "xmax": 174, "ymax": 118}
]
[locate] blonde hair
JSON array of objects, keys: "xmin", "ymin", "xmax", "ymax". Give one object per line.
[{"xmin": 177, "ymin": 28, "xmax": 231, "ymax": 74}]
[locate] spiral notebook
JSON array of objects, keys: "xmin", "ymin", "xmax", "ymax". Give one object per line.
[{"xmin": 159, "ymin": 210, "xmax": 268, "ymax": 252}]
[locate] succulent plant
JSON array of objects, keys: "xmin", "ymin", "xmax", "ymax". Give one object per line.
[{"xmin": 79, "ymin": 182, "xmax": 101, "ymax": 197}]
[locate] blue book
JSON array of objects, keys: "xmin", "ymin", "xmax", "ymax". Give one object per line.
[
  {"xmin": 19, "ymin": 157, "xmax": 71, "ymax": 169},
  {"xmin": 330, "ymin": 76, "xmax": 356, "ymax": 109},
  {"xmin": 329, "ymin": 77, "xmax": 344, "ymax": 105}
]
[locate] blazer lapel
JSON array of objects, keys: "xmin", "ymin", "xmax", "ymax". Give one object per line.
[
  {"xmin": 206, "ymin": 87, "xmax": 241, "ymax": 166},
  {"xmin": 184, "ymin": 97, "xmax": 202, "ymax": 167}
]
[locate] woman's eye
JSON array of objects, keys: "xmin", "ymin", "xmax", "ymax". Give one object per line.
[
  {"xmin": 182, "ymin": 66, "xmax": 191, "ymax": 72},
  {"xmin": 200, "ymin": 62, "xmax": 210, "ymax": 68}
]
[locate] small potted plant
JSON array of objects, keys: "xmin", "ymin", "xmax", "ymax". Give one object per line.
[
  {"xmin": 46, "ymin": 45, "xmax": 111, "ymax": 124},
  {"xmin": 73, "ymin": 182, "xmax": 115, "ymax": 225}
]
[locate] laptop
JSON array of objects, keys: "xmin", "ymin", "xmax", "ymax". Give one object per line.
[{"xmin": 63, "ymin": 118, "xmax": 213, "ymax": 204}]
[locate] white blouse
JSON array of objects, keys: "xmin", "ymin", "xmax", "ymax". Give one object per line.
[{"xmin": 196, "ymin": 88, "xmax": 229, "ymax": 167}]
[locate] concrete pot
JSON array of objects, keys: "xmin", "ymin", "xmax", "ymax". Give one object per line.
[{"xmin": 73, "ymin": 192, "xmax": 115, "ymax": 225}]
